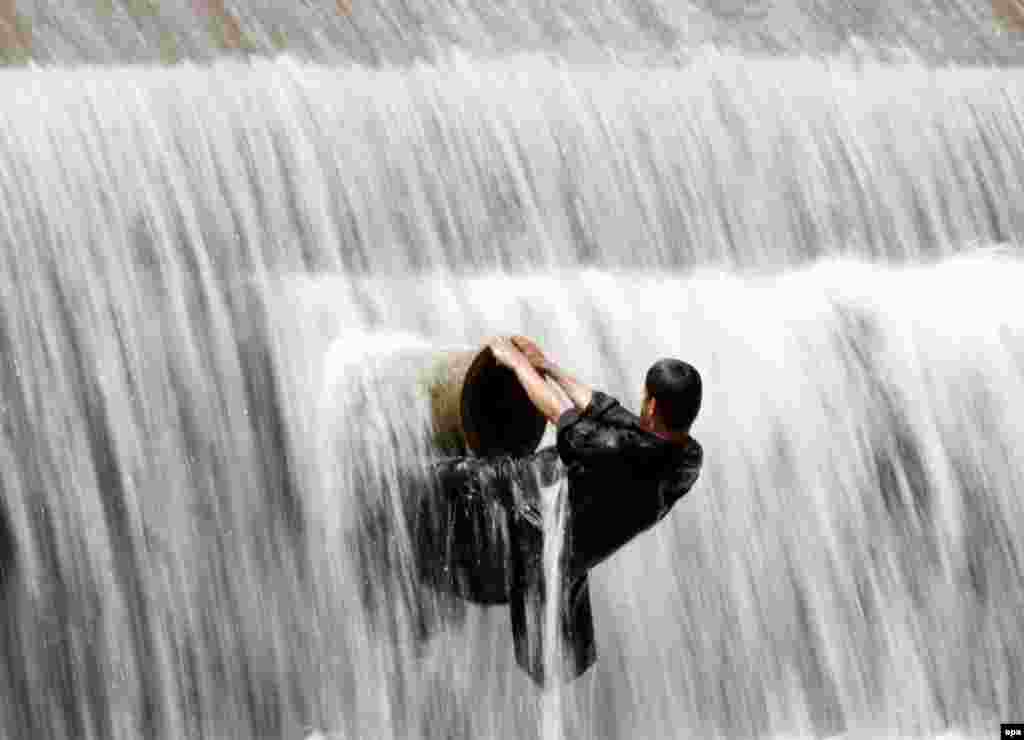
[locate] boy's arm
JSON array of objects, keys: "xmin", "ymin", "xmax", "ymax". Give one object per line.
[
  {"xmin": 489, "ymin": 338, "xmax": 571, "ymax": 425},
  {"xmin": 511, "ymin": 336, "xmax": 593, "ymax": 411}
]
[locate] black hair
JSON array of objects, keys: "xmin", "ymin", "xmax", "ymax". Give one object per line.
[{"xmin": 645, "ymin": 359, "xmax": 702, "ymax": 432}]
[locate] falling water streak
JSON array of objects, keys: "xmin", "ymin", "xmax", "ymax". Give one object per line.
[{"xmin": 540, "ymin": 474, "xmax": 569, "ymax": 740}]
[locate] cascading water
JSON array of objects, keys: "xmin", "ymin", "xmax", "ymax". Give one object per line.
[{"xmin": 3, "ymin": 8, "xmax": 1024, "ymax": 739}]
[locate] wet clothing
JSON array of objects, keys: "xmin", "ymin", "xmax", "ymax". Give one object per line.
[
  {"xmin": 423, "ymin": 390, "xmax": 703, "ymax": 686},
  {"xmin": 557, "ymin": 391, "xmax": 703, "ymax": 573}
]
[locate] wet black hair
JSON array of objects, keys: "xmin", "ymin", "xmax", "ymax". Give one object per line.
[{"xmin": 645, "ymin": 359, "xmax": 702, "ymax": 432}]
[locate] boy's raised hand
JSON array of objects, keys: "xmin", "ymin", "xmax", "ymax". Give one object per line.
[
  {"xmin": 511, "ymin": 336, "xmax": 550, "ymax": 373},
  {"xmin": 488, "ymin": 336, "xmax": 526, "ymax": 370}
]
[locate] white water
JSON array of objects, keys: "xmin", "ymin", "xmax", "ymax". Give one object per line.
[
  {"xmin": 1, "ymin": 47, "xmax": 1023, "ymax": 740},
  {"xmin": 4, "ymin": 54, "xmax": 1024, "ymax": 274}
]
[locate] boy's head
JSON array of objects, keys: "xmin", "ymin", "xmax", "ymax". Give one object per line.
[{"xmin": 640, "ymin": 359, "xmax": 702, "ymax": 436}]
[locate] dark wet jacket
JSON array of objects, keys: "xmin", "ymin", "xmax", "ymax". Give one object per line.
[
  {"xmin": 557, "ymin": 391, "xmax": 703, "ymax": 574},
  {"xmin": 425, "ymin": 391, "xmax": 703, "ymax": 686}
]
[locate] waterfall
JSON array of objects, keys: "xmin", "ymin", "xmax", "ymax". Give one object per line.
[
  {"xmin": 1, "ymin": 42, "xmax": 1023, "ymax": 740},
  {"xmin": 5, "ymin": 56, "xmax": 1024, "ymax": 274}
]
